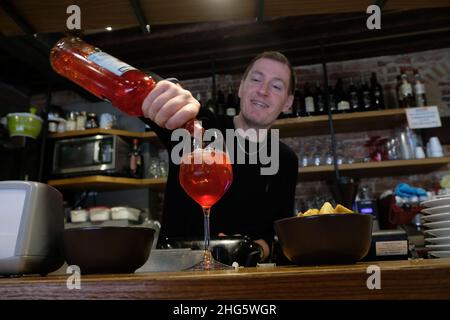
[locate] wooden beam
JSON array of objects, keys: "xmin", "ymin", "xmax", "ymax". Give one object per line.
[{"xmin": 129, "ymin": 0, "xmax": 151, "ymax": 33}]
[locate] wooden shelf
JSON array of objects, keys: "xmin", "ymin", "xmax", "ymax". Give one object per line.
[
  {"xmin": 47, "ymin": 176, "xmax": 166, "ymax": 191},
  {"xmin": 298, "ymin": 157, "xmax": 450, "ymax": 181},
  {"xmin": 47, "ymin": 109, "xmax": 407, "ymax": 142},
  {"xmin": 48, "ymin": 128, "xmax": 158, "ymax": 142},
  {"xmin": 273, "ymin": 108, "xmax": 407, "ymax": 137},
  {"xmin": 47, "ymin": 157, "xmax": 450, "ymax": 190}
]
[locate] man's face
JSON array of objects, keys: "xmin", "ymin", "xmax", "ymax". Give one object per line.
[{"xmin": 238, "ymin": 58, "xmax": 294, "ymax": 128}]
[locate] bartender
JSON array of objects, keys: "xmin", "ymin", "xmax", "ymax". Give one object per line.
[{"xmin": 141, "ymin": 51, "xmax": 299, "ymax": 261}]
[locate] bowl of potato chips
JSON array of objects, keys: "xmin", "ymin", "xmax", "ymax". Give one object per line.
[{"xmin": 274, "ymin": 202, "xmax": 373, "ymax": 265}]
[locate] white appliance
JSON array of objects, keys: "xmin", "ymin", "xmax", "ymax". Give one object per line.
[{"xmin": 0, "ymin": 181, "xmax": 65, "ymax": 276}]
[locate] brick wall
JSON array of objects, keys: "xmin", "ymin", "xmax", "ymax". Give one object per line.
[{"xmin": 177, "ymin": 47, "xmax": 450, "ymax": 117}]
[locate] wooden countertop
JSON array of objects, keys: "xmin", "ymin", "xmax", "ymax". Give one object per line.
[{"xmin": 1, "ymin": 259, "xmax": 450, "ymax": 300}]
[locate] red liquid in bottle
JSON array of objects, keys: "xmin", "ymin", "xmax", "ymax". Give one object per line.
[
  {"xmin": 179, "ymin": 150, "xmax": 233, "ymax": 208},
  {"xmin": 50, "ymin": 37, "xmax": 155, "ymax": 116}
]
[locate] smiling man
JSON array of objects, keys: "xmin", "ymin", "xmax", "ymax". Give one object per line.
[
  {"xmin": 141, "ymin": 51, "xmax": 298, "ymax": 262},
  {"xmin": 236, "ymin": 53, "xmax": 295, "ymax": 131}
]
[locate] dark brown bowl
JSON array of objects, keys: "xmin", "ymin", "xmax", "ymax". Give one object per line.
[
  {"xmin": 64, "ymin": 226, "xmax": 155, "ymax": 274},
  {"xmin": 274, "ymin": 214, "xmax": 373, "ymax": 265}
]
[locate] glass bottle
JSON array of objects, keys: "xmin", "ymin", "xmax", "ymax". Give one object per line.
[
  {"xmin": 292, "ymin": 88, "xmax": 302, "ymax": 117},
  {"xmin": 370, "ymin": 72, "xmax": 385, "ymax": 110},
  {"xmin": 327, "ymin": 83, "xmax": 337, "ymax": 114},
  {"xmin": 225, "ymin": 85, "xmax": 237, "ymax": 116},
  {"xmin": 303, "ymin": 82, "xmax": 315, "ymax": 116},
  {"xmin": 314, "ymin": 81, "xmax": 326, "ymax": 115},
  {"xmin": 50, "ymin": 37, "xmax": 156, "ymax": 116},
  {"xmin": 50, "ymin": 36, "xmax": 202, "ymax": 135},
  {"xmin": 395, "ymin": 75, "xmax": 403, "ymax": 108},
  {"xmin": 215, "ymin": 89, "xmax": 225, "ymax": 116},
  {"xmin": 348, "ymin": 77, "xmax": 360, "ymax": 112},
  {"xmin": 399, "ymin": 72, "xmax": 415, "ymax": 108},
  {"xmin": 359, "ymin": 76, "xmax": 371, "ymax": 111},
  {"xmin": 129, "ymin": 138, "xmax": 143, "ymax": 178},
  {"xmin": 335, "ymin": 78, "xmax": 350, "ymax": 113},
  {"xmin": 205, "ymin": 91, "xmax": 215, "ymax": 114},
  {"xmin": 413, "ymin": 70, "xmax": 427, "ymax": 107}
]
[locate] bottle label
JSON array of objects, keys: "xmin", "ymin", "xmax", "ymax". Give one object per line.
[
  {"xmin": 226, "ymin": 108, "xmax": 237, "ymax": 116},
  {"xmin": 401, "ymin": 83, "xmax": 413, "ymax": 96},
  {"xmin": 87, "ymin": 52, "xmax": 136, "ymax": 76},
  {"xmin": 305, "ymin": 97, "xmax": 314, "ymax": 112},
  {"xmin": 414, "ymin": 83, "xmax": 425, "ymax": 95},
  {"xmin": 337, "ymin": 100, "xmax": 350, "ymax": 110}
]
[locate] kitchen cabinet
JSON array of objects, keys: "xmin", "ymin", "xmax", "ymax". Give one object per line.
[{"xmin": 46, "ymin": 108, "xmax": 450, "ymax": 190}]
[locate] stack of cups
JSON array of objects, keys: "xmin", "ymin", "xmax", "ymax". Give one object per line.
[{"xmin": 427, "ymin": 137, "xmax": 444, "ymax": 158}]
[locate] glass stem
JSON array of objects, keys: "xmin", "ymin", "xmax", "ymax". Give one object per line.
[{"xmin": 202, "ymin": 207, "xmax": 211, "ymax": 252}]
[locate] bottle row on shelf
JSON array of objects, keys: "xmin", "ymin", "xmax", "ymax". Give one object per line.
[
  {"xmin": 281, "ymin": 69, "xmax": 428, "ymax": 118},
  {"xmin": 193, "ymin": 68, "xmax": 429, "ymax": 120}
]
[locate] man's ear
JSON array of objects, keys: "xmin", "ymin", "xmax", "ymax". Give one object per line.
[
  {"xmin": 238, "ymin": 80, "xmax": 244, "ymax": 99},
  {"xmin": 282, "ymin": 94, "xmax": 294, "ymax": 113}
]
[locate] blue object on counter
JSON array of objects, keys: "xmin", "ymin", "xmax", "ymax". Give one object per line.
[{"xmin": 394, "ymin": 183, "xmax": 427, "ymax": 198}]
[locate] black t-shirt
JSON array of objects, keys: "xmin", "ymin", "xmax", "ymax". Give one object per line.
[{"xmin": 141, "ymin": 109, "xmax": 298, "ymax": 248}]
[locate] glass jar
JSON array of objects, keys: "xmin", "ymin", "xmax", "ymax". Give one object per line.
[
  {"xmin": 85, "ymin": 112, "xmax": 98, "ymax": 129},
  {"xmin": 65, "ymin": 112, "xmax": 78, "ymax": 131},
  {"xmin": 76, "ymin": 111, "xmax": 87, "ymax": 130}
]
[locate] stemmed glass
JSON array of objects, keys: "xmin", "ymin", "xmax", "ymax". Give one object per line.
[{"xmin": 179, "ymin": 123, "xmax": 233, "ymax": 270}]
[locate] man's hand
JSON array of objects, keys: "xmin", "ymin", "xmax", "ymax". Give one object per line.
[{"xmin": 141, "ymin": 80, "xmax": 200, "ymax": 130}]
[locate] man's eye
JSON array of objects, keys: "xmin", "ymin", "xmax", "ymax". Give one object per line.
[
  {"xmin": 251, "ymin": 78, "xmax": 261, "ymax": 83},
  {"xmin": 272, "ymin": 84, "xmax": 282, "ymax": 91}
]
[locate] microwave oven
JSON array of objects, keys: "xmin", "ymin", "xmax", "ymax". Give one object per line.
[{"xmin": 52, "ymin": 135, "xmax": 130, "ymax": 177}]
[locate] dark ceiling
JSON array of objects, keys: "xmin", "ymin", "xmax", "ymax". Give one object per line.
[{"xmin": 0, "ymin": 1, "xmax": 450, "ymax": 100}]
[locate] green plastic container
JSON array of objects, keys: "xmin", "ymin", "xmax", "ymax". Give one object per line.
[{"xmin": 7, "ymin": 110, "xmax": 43, "ymax": 139}]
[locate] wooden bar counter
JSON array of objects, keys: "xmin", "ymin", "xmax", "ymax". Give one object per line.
[{"xmin": 1, "ymin": 259, "xmax": 450, "ymax": 299}]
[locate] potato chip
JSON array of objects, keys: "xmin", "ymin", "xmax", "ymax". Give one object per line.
[
  {"xmin": 335, "ymin": 204, "xmax": 354, "ymax": 214},
  {"xmin": 303, "ymin": 208, "xmax": 319, "ymax": 216},
  {"xmin": 319, "ymin": 202, "xmax": 334, "ymax": 214}
]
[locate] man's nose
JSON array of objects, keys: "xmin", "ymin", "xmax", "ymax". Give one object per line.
[{"xmin": 257, "ymin": 82, "xmax": 270, "ymax": 95}]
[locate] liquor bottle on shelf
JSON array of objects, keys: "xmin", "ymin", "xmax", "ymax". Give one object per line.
[
  {"xmin": 314, "ymin": 81, "xmax": 327, "ymax": 115},
  {"xmin": 129, "ymin": 139, "xmax": 143, "ymax": 178},
  {"xmin": 303, "ymin": 82, "xmax": 315, "ymax": 116},
  {"xmin": 205, "ymin": 91, "xmax": 216, "ymax": 114},
  {"xmin": 289, "ymin": 88, "xmax": 302, "ymax": 118},
  {"xmin": 370, "ymin": 72, "xmax": 385, "ymax": 110},
  {"xmin": 399, "ymin": 71, "xmax": 415, "ymax": 108},
  {"xmin": 395, "ymin": 75, "xmax": 403, "ymax": 108},
  {"xmin": 225, "ymin": 86, "xmax": 237, "ymax": 117},
  {"xmin": 335, "ymin": 78, "xmax": 350, "ymax": 113},
  {"xmin": 279, "ymin": 85, "xmax": 297, "ymax": 118},
  {"xmin": 216, "ymin": 89, "xmax": 226, "ymax": 116},
  {"xmin": 195, "ymin": 92, "xmax": 203, "ymax": 109},
  {"xmin": 348, "ymin": 77, "xmax": 360, "ymax": 112},
  {"xmin": 413, "ymin": 69, "xmax": 427, "ymax": 107},
  {"xmin": 359, "ymin": 76, "xmax": 372, "ymax": 111},
  {"xmin": 327, "ymin": 82, "xmax": 337, "ymax": 114}
]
